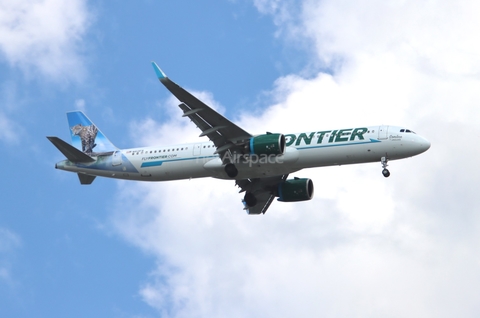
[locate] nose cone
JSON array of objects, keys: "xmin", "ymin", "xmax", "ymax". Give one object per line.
[{"xmin": 417, "ymin": 136, "xmax": 431, "ymax": 153}]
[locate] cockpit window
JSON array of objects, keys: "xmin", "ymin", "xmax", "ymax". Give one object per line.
[{"xmin": 400, "ymin": 128, "xmax": 416, "ymax": 134}]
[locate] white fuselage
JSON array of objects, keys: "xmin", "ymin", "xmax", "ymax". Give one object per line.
[{"xmin": 55, "ymin": 125, "xmax": 431, "ymax": 181}]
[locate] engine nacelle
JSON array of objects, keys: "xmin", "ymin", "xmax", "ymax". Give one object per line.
[
  {"xmin": 249, "ymin": 133, "xmax": 285, "ymax": 156},
  {"xmin": 277, "ymin": 178, "xmax": 314, "ymax": 202}
]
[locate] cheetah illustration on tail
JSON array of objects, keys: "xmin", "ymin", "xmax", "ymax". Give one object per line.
[
  {"xmin": 65, "ymin": 111, "xmax": 117, "ymax": 156},
  {"xmin": 71, "ymin": 124, "xmax": 98, "ymax": 155}
]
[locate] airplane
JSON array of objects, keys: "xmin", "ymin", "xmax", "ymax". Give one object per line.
[{"xmin": 47, "ymin": 62, "xmax": 431, "ymax": 215}]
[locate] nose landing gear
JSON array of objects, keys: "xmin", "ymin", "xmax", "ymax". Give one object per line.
[{"xmin": 381, "ymin": 156, "xmax": 390, "ymax": 178}]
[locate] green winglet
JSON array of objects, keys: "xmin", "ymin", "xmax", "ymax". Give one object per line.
[{"xmin": 151, "ymin": 61, "xmax": 167, "ymax": 79}]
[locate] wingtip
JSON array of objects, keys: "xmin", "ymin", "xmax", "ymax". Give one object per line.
[{"xmin": 151, "ymin": 61, "xmax": 167, "ymax": 79}]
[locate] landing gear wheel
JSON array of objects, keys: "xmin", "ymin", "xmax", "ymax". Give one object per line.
[
  {"xmin": 244, "ymin": 192, "xmax": 257, "ymax": 207},
  {"xmin": 382, "ymin": 168, "xmax": 390, "ymax": 178},
  {"xmin": 224, "ymin": 163, "xmax": 238, "ymax": 178}
]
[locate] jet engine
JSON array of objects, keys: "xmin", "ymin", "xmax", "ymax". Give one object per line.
[
  {"xmin": 277, "ymin": 178, "xmax": 314, "ymax": 202},
  {"xmin": 248, "ymin": 133, "xmax": 285, "ymax": 156}
]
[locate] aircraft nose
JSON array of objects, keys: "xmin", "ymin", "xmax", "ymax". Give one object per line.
[{"xmin": 418, "ymin": 136, "xmax": 431, "ymax": 153}]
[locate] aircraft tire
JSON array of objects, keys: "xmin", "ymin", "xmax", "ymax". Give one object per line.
[
  {"xmin": 244, "ymin": 192, "xmax": 257, "ymax": 207},
  {"xmin": 225, "ymin": 163, "xmax": 238, "ymax": 178},
  {"xmin": 382, "ymin": 169, "xmax": 390, "ymax": 178}
]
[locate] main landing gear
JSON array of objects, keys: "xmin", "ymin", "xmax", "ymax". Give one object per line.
[
  {"xmin": 224, "ymin": 163, "xmax": 238, "ymax": 178},
  {"xmin": 244, "ymin": 192, "xmax": 257, "ymax": 207},
  {"xmin": 381, "ymin": 156, "xmax": 390, "ymax": 178}
]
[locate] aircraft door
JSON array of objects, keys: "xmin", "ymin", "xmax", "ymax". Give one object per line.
[
  {"xmin": 378, "ymin": 126, "xmax": 389, "ymax": 140},
  {"xmin": 193, "ymin": 144, "xmax": 202, "ymax": 156},
  {"xmin": 112, "ymin": 150, "xmax": 122, "ymax": 166}
]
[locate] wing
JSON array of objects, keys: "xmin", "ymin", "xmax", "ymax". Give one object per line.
[
  {"xmin": 236, "ymin": 174, "xmax": 288, "ymax": 214},
  {"xmin": 152, "ymin": 62, "xmax": 285, "ymax": 215},
  {"xmin": 152, "ymin": 62, "xmax": 252, "ymax": 161}
]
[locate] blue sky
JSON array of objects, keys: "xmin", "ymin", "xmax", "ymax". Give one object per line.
[
  {"xmin": 1, "ymin": 2, "xmax": 288, "ymax": 316},
  {"xmin": 2, "ymin": 2, "xmax": 294, "ymax": 317},
  {"xmin": 2, "ymin": 0, "xmax": 480, "ymax": 317}
]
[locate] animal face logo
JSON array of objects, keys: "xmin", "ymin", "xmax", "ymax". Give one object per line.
[{"xmin": 71, "ymin": 124, "xmax": 98, "ymax": 155}]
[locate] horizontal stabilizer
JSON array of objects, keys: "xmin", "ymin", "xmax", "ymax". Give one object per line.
[
  {"xmin": 78, "ymin": 173, "xmax": 96, "ymax": 185},
  {"xmin": 47, "ymin": 136, "xmax": 95, "ymax": 163}
]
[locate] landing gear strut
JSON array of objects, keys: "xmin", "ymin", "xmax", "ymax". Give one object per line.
[{"xmin": 381, "ymin": 156, "xmax": 390, "ymax": 178}]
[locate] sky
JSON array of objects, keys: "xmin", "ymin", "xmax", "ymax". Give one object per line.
[{"xmin": 1, "ymin": 0, "xmax": 480, "ymax": 317}]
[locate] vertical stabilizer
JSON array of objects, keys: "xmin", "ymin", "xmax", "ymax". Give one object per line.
[{"xmin": 67, "ymin": 111, "xmax": 117, "ymax": 154}]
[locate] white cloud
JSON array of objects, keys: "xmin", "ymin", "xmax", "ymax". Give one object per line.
[
  {"xmin": 110, "ymin": 0, "xmax": 480, "ymax": 317},
  {"xmin": 128, "ymin": 91, "xmax": 225, "ymax": 147},
  {"xmin": 0, "ymin": 0, "xmax": 92, "ymax": 82},
  {"xmin": 300, "ymin": 0, "xmax": 480, "ymax": 76}
]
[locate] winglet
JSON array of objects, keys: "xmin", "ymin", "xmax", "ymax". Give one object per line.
[{"xmin": 151, "ymin": 61, "xmax": 167, "ymax": 79}]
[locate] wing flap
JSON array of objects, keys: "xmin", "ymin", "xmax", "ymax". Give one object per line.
[
  {"xmin": 178, "ymin": 102, "xmax": 225, "ymax": 146},
  {"xmin": 237, "ymin": 174, "xmax": 288, "ymax": 215},
  {"xmin": 242, "ymin": 192, "xmax": 276, "ymax": 215}
]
